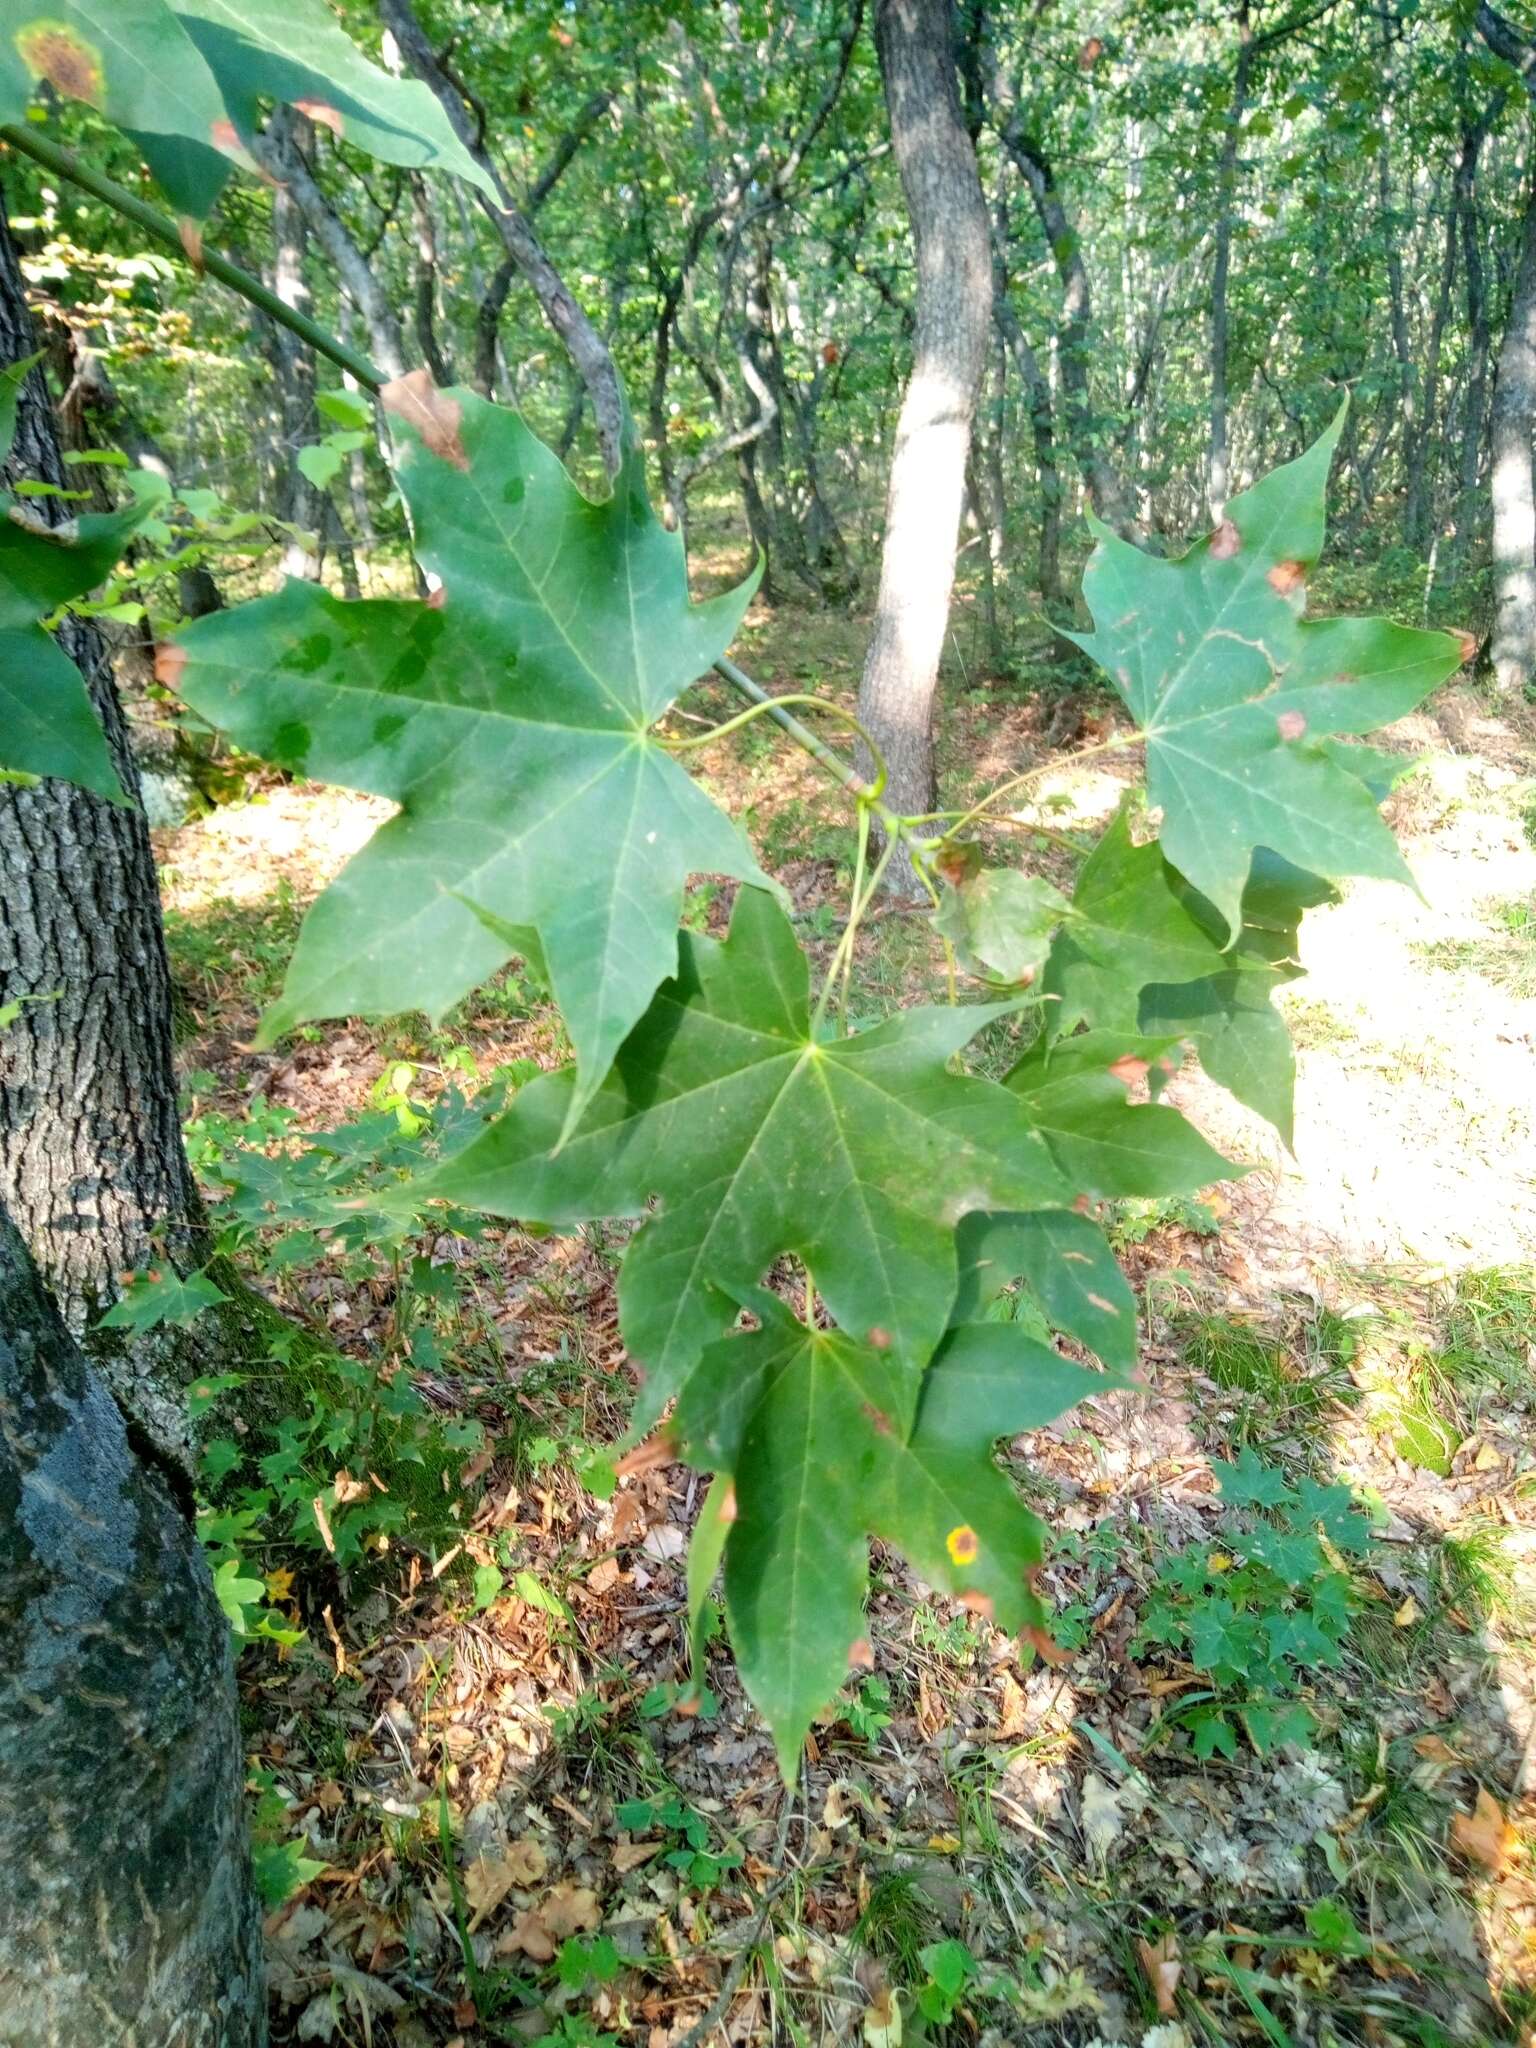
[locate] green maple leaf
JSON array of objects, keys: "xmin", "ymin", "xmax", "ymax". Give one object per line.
[
  {"xmin": 420, "ymin": 885, "xmax": 1071, "ymax": 1427},
  {"xmin": 1069, "ymin": 406, "xmax": 1462, "ymax": 938},
  {"xmin": 951, "ymin": 1207, "xmax": 1138, "ymax": 1374},
  {"xmin": 0, "ymin": 472, "xmax": 151, "ymax": 801},
  {"xmin": 1, "ymin": 0, "xmax": 490, "ymax": 218},
  {"xmin": 1211, "ymin": 1447, "xmax": 1296, "ymax": 1509},
  {"xmin": 674, "ymin": 1293, "xmax": 1093, "ymax": 1773},
  {"xmin": 1046, "ymin": 807, "xmax": 1341, "ymax": 1143},
  {"xmin": 1005, "ymin": 1031, "xmax": 1235, "ymax": 1200},
  {"xmin": 176, "ymin": 386, "xmax": 769, "ymax": 1125}
]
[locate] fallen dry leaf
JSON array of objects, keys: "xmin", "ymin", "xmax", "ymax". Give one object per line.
[
  {"xmin": 1412, "ymin": 1733, "xmax": 1461, "ymax": 1765},
  {"xmin": 1450, "ymin": 1786, "xmax": 1518, "ymax": 1876},
  {"xmin": 541, "ymin": 1882, "xmax": 602, "ymax": 1939},
  {"xmin": 497, "ymin": 1907, "xmax": 556, "ymax": 1962},
  {"xmin": 464, "ymin": 1838, "xmax": 549, "ymax": 1929},
  {"xmin": 992, "ymin": 1669, "xmax": 1029, "ymax": 1739},
  {"xmin": 1138, "ymin": 1931, "xmax": 1182, "ymax": 2016},
  {"xmin": 611, "ymin": 1838, "xmax": 663, "ymax": 1873}
]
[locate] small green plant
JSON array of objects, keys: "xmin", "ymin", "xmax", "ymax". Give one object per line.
[
  {"xmin": 613, "ymin": 1791, "xmax": 742, "ymax": 1890},
  {"xmin": 843, "ymin": 1674, "xmax": 894, "ymax": 1746},
  {"xmin": 1138, "ymin": 1449, "xmax": 1373, "ymax": 1757},
  {"xmin": 247, "ymin": 1769, "xmax": 326, "ymax": 1908}
]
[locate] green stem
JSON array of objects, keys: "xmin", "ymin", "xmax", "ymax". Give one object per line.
[
  {"xmin": 0, "ymin": 124, "xmax": 384, "ymax": 391},
  {"xmin": 664, "ymin": 689, "xmax": 890, "ymax": 801}
]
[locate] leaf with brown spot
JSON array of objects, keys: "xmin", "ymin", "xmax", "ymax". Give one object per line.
[
  {"xmin": 381, "ymin": 371, "xmax": 468, "ymax": 472},
  {"xmin": 1070, "ymin": 407, "xmax": 1461, "ymax": 939}
]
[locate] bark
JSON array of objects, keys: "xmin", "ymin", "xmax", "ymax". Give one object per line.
[
  {"xmin": 410, "ymin": 173, "xmax": 454, "ymax": 385},
  {"xmin": 0, "ymin": 188, "xmax": 219, "ymax": 1465},
  {"xmin": 858, "ymin": 0, "xmax": 992, "ymax": 892},
  {"xmin": 247, "ymin": 117, "xmax": 409, "ymax": 380},
  {"xmin": 993, "ymin": 116, "xmax": 1135, "ymax": 534},
  {"xmin": 1453, "ymin": 111, "xmax": 1494, "ymax": 563},
  {"xmin": 0, "ymin": 1214, "xmax": 264, "ymax": 2048},
  {"xmin": 1489, "ymin": 175, "xmax": 1536, "ymax": 695},
  {"xmin": 994, "ymin": 293, "xmax": 1065, "ymax": 614},
  {"xmin": 1209, "ymin": 9, "xmax": 1255, "ymax": 517},
  {"xmin": 267, "ymin": 108, "xmax": 325, "ymax": 579},
  {"xmin": 379, "ymin": 0, "xmax": 627, "ymax": 476}
]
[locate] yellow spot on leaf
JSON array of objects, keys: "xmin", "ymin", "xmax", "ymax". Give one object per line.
[
  {"xmin": 16, "ymin": 21, "xmax": 105, "ymax": 106},
  {"xmin": 946, "ymin": 1524, "xmax": 979, "ymax": 1566}
]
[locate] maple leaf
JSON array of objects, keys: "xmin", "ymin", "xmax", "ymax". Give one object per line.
[
  {"xmin": 0, "ymin": 360, "xmax": 151, "ymax": 801},
  {"xmin": 951, "ymin": 1206, "xmax": 1138, "ymax": 1374},
  {"xmin": 1069, "ymin": 406, "xmax": 1462, "ymax": 939},
  {"xmin": 421, "ymin": 885, "xmax": 1071, "ymax": 1427},
  {"xmin": 176, "ymin": 384, "xmax": 770, "ymax": 1126},
  {"xmin": 0, "ymin": 0, "xmax": 491, "ymax": 219},
  {"xmin": 1005, "ymin": 1029, "xmax": 1235, "ymax": 1199},
  {"xmin": 1045, "ymin": 805, "xmax": 1338, "ymax": 1143},
  {"xmin": 672, "ymin": 1292, "xmax": 1102, "ymax": 1773}
]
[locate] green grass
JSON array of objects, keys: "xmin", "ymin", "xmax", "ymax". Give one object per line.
[
  {"xmin": 1175, "ymin": 1309, "xmax": 1359, "ymax": 1457},
  {"xmin": 164, "ymin": 876, "xmax": 304, "ymax": 1020},
  {"xmin": 1415, "ymin": 899, "xmax": 1536, "ymax": 998}
]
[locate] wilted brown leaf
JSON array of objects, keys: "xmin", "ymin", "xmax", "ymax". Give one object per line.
[
  {"xmin": 1450, "ymin": 1787, "xmax": 1518, "ymax": 1876},
  {"xmin": 1138, "ymin": 1931, "xmax": 1182, "ymax": 2016},
  {"xmin": 464, "ymin": 1837, "xmax": 549, "ymax": 1929}
]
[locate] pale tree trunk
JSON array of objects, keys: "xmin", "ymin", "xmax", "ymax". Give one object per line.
[
  {"xmin": 1209, "ymin": 7, "xmax": 1254, "ymax": 518},
  {"xmin": 858, "ymin": 0, "xmax": 992, "ymax": 894},
  {"xmin": 266, "ymin": 108, "xmax": 325, "ymax": 580},
  {"xmin": 0, "ymin": 1214, "xmax": 264, "ymax": 2048},
  {"xmin": 0, "ymin": 189, "xmax": 252, "ymax": 1467},
  {"xmin": 1490, "ymin": 177, "xmax": 1536, "ymax": 696}
]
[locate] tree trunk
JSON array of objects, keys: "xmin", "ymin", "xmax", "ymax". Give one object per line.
[
  {"xmin": 857, "ymin": 0, "xmax": 992, "ymax": 894},
  {"xmin": 1209, "ymin": 10, "xmax": 1254, "ymax": 518},
  {"xmin": 0, "ymin": 187, "xmax": 228, "ymax": 1466},
  {"xmin": 1489, "ymin": 176, "xmax": 1536, "ymax": 695},
  {"xmin": 0, "ymin": 1213, "xmax": 265, "ymax": 2048},
  {"xmin": 266, "ymin": 108, "xmax": 325, "ymax": 580}
]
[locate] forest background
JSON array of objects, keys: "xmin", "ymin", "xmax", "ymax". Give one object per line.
[{"xmin": 2, "ymin": 2, "xmax": 1536, "ymax": 2046}]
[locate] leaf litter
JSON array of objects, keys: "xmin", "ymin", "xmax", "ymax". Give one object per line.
[{"xmin": 156, "ymin": 678, "xmax": 1536, "ymax": 2045}]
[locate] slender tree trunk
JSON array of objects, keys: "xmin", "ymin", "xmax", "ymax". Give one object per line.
[
  {"xmin": 1453, "ymin": 115, "xmax": 1493, "ymax": 569},
  {"xmin": 858, "ymin": 0, "xmax": 992, "ymax": 892},
  {"xmin": 0, "ymin": 1214, "xmax": 264, "ymax": 2048},
  {"xmin": 1490, "ymin": 176, "xmax": 1536, "ymax": 695},
  {"xmin": 380, "ymin": 0, "xmax": 627, "ymax": 476},
  {"xmin": 0, "ymin": 189, "xmax": 229, "ymax": 1465},
  {"xmin": 267, "ymin": 108, "xmax": 325, "ymax": 580},
  {"xmin": 1210, "ymin": 9, "xmax": 1254, "ymax": 518}
]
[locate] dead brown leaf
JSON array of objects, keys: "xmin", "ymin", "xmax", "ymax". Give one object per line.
[
  {"xmin": 1450, "ymin": 1786, "xmax": 1519, "ymax": 1876},
  {"xmin": 464, "ymin": 1837, "xmax": 549, "ymax": 1929},
  {"xmin": 1138, "ymin": 1931, "xmax": 1182, "ymax": 2016},
  {"xmin": 541, "ymin": 1882, "xmax": 601, "ymax": 1939},
  {"xmin": 611, "ymin": 1838, "xmax": 663, "ymax": 1873}
]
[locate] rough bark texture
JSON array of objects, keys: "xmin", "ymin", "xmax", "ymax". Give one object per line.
[
  {"xmin": 0, "ymin": 1215, "xmax": 265, "ymax": 2048},
  {"xmin": 1489, "ymin": 175, "xmax": 1536, "ymax": 696},
  {"xmin": 0, "ymin": 187, "xmax": 216, "ymax": 1464},
  {"xmin": 857, "ymin": 0, "xmax": 992, "ymax": 892}
]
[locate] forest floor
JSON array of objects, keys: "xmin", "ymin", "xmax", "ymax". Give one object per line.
[{"xmin": 154, "ymin": 605, "xmax": 1536, "ymax": 2048}]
